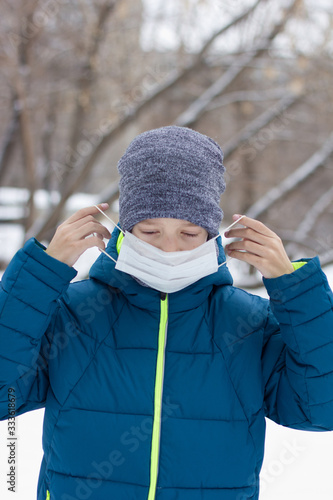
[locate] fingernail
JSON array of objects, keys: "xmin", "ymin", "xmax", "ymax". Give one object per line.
[
  {"xmin": 232, "ymin": 214, "xmax": 242, "ymax": 220},
  {"xmin": 100, "ymin": 203, "xmax": 109, "ymax": 209},
  {"xmin": 224, "ymin": 231, "xmax": 229, "ymax": 236}
]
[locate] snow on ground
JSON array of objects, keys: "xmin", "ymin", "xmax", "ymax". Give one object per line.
[{"xmin": 0, "ymin": 190, "xmax": 333, "ymax": 499}]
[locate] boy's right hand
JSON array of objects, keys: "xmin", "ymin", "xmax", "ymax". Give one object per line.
[{"xmin": 45, "ymin": 203, "xmax": 112, "ymax": 267}]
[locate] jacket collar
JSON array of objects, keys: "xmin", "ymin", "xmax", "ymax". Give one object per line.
[{"xmin": 89, "ymin": 224, "xmax": 233, "ymax": 313}]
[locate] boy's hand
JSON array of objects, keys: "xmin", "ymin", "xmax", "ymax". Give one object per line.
[
  {"xmin": 224, "ymin": 214, "xmax": 294, "ymax": 279},
  {"xmin": 45, "ymin": 203, "xmax": 112, "ymax": 267}
]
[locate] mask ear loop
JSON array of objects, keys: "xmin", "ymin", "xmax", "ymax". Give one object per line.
[
  {"xmin": 94, "ymin": 206, "xmax": 246, "ymax": 268},
  {"xmin": 94, "ymin": 205, "xmax": 125, "ymax": 235},
  {"xmin": 93, "ymin": 205, "xmax": 125, "ymax": 264},
  {"xmin": 217, "ymin": 215, "xmax": 246, "ymax": 268}
]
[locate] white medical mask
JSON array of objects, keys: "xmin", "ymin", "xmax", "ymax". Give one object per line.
[
  {"xmin": 94, "ymin": 206, "xmax": 245, "ymax": 294},
  {"xmin": 115, "ymin": 230, "xmax": 219, "ymax": 293}
]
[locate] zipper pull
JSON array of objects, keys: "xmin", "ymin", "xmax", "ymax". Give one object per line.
[{"xmin": 160, "ymin": 291, "xmax": 167, "ymax": 301}]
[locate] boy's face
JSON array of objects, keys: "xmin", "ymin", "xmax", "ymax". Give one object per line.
[{"xmin": 131, "ymin": 218, "xmax": 209, "ymax": 252}]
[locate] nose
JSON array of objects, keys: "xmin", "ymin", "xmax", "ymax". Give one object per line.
[{"xmin": 158, "ymin": 236, "xmax": 181, "ymax": 252}]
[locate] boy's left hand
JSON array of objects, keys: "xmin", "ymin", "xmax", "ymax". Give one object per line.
[{"xmin": 224, "ymin": 214, "xmax": 294, "ymax": 279}]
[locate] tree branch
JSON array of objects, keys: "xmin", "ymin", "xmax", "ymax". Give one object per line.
[
  {"xmin": 206, "ymin": 88, "xmax": 288, "ymax": 111},
  {"xmin": 0, "ymin": 96, "xmax": 20, "ymax": 185},
  {"xmin": 174, "ymin": 0, "xmax": 299, "ymax": 127},
  {"xmin": 294, "ymin": 184, "xmax": 333, "ymax": 241},
  {"xmin": 174, "ymin": 50, "xmax": 261, "ymax": 127},
  {"xmin": 61, "ymin": 1, "xmax": 119, "ymax": 191},
  {"xmin": 245, "ymin": 131, "xmax": 333, "ymax": 219},
  {"xmin": 196, "ymin": 0, "xmax": 265, "ymax": 59},
  {"xmin": 15, "ymin": 69, "xmax": 36, "ymax": 230},
  {"xmin": 223, "ymin": 92, "xmax": 302, "ymax": 158},
  {"xmin": 27, "ymin": 0, "xmax": 268, "ymax": 241},
  {"xmin": 81, "ymin": 0, "xmax": 302, "ymax": 221},
  {"xmin": 284, "ymin": 184, "xmax": 333, "ymax": 257}
]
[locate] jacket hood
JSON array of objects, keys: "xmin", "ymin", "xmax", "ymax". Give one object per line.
[{"xmin": 89, "ymin": 223, "xmax": 233, "ymax": 313}]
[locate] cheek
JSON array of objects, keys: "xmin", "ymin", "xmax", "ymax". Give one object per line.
[
  {"xmin": 131, "ymin": 227, "xmax": 144, "ymax": 239},
  {"xmin": 185, "ymin": 235, "xmax": 207, "ymax": 250}
]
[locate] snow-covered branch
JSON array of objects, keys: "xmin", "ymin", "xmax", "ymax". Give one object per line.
[
  {"xmin": 223, "ymin": 92, "xmax": 301, "ymax": 159},
  {"xmin": 26, "ymin": 0, "xmax": 274, "ymax": 241},
  {"xmin": 245, "ymin": 132, "xmax": 333, "ymax": 219}
]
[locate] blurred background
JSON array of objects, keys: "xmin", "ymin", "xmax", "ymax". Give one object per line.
[
  {"xmin": 0, "ymin": 0, "xmax": 333, "ymax": 285},
  {"xmin": 0, "ymin": 0, "xmax": 333, "ymax": 498}
]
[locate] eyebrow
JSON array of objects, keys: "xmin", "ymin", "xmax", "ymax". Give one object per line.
[{"xmin": 138, "ymin": 220, "xmax": 199, "ymax": 228}]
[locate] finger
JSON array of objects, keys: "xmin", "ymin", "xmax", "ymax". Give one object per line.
[
  {"xmin": 72, "ymin": 221, "xmax": 111, "ymax": 241},
  {"xmin": 79, "ymin": 235, "xmax": 107, "ymax": 253},
  {"xmin": 226, "ymin": 248, "xmax": 263, "ymax": 269},
  {"xmin": 70, "ymin": 215, "xmax": 112, "ymax": 238},
  {"xmin": 230, "ymin": 215, "xmax": 276, "ymax": 238},
  {"xmin": 226, "ymin": 239, "xmax": 266, "ymax": 257},
  {"xmin": 224, "ymin": 227, "xmax": 268, "ymax": 245},
  {"xmin": 65, "ymin": 203, "xmax": 109, "ymax": 225},
  {"xmin": 224, "ymin": 215, "xmax": 246, "ymax": 232},
  {"xmin": 88, "ymin": 232, "xmax": 105, "ymax": 242}
]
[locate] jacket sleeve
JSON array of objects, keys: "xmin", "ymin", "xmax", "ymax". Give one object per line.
[
  {"xmin": 261, "ymin": 257, "xmax": 333, "ymax": 431},
  {"xmin": 0, "ymin": 238, "xmax": 77, "ymax": 420}
]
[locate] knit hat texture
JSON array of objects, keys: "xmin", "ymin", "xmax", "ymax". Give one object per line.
[{"xmin": 117, "ymin": 125, "xmax": 226, "ymax": 239}]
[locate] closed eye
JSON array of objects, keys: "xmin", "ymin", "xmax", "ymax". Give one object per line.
[{"xmin": 141, "ymin": 231, "xmax": 198, "ymax": 237}]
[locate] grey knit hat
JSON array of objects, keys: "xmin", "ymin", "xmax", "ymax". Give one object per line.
[{"xmin": 117, "ymin": 125, "xmax": 226, "ymax": 239}]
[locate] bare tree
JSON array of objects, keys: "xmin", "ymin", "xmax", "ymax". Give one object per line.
[{"xmin": 0, "ymin": 0, "xmax": 333, "ymax": 276}]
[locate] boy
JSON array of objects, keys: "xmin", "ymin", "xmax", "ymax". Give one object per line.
[{"xmin": 1, "ymin": 125, "xmax": 333, "ymax": 500}]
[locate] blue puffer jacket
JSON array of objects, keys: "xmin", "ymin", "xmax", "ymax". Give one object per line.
[{"xmin": 1, "ymin": 224, "xmax": 333, "ymax": 500}]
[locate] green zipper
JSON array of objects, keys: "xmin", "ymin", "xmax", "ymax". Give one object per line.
[
  {"xmin": 147, "ymin": 293, "xmax": 168, "ymax": 499},
  {"xmin": 46, "ymin": 490, "xmax": 50, "ymax": 500},
  {"xmin": 116, "ymin": 231, "xmax": 169, "ymax": 498}
]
